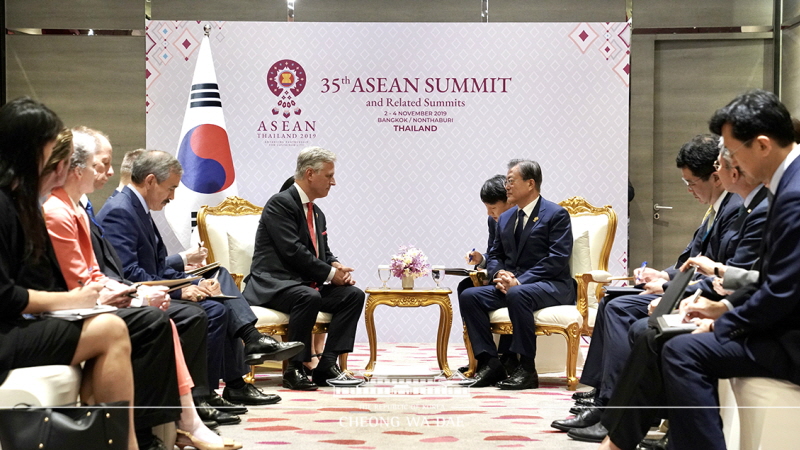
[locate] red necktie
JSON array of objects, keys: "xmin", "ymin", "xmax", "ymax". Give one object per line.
[{"xmin": 307, "ymin": 201, "xmax": 318, "ymax": 256}]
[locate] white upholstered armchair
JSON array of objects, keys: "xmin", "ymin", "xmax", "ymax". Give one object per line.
[
  {"xmin": 463, "ymin": 196, "xmax": 618, "ymax": 390},
  {"xmin": 196, "ymin": 196, "xmax": 346, "ymax": 383}
]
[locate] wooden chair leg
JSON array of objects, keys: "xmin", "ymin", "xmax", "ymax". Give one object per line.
[{"xmin": 463, "ymin": 324, "xmax": 478, "ymax": 378}]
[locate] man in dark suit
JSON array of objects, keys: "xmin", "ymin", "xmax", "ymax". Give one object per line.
[
  {"xmin": 554, "ymin": 134, "xmax": 743, "ymax": 441},
  {"xmin": 243, "ymin": 146, "xmax": 364, "ymax": 391},
  {"xmin": 97, "ymin": 150, "xmax": 303, "ymax": 406},
  {"xmin": 652, "ymin": 90, "xmax": 800, "ymax": 450},
  {"xmin": 594, "ymin": 150, "xmax": 770, "ymax": 449},
  {"xmin": 459, "ymin": 159, "xmax": 575, "ymax": 390}
]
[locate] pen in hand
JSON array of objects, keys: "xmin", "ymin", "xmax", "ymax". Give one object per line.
[
  {"xmin": 635, "ymin": 261, "xmax": 647, "ymax": 284},
  {"xmin": 468, "ymin": 248, "xmax": 476, "ymax": 264}
]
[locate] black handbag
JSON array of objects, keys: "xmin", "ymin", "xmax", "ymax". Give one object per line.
[{"xmin": 0, "ymin": 401, "xmax": 128, "ymax": 450}]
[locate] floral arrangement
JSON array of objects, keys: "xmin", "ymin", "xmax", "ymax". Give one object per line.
[{"xmin": 390, "ymin": 245, "xmax": 430, "ymax": 279}]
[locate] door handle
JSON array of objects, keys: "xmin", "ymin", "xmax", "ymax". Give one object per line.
[{"xmin": 653, "ymin": 204, "xmax": 673, "ymax": 211}]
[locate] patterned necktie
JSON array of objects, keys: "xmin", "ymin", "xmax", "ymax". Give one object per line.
[
  {"xmin": 702, "ymin": 206, "xmax": 715, "ymax": 240},
  {"xmin": 514, "ymin": 209, "xmax": 525, "ymax": 245},
  {"xmin": 306, "ymin": 201, "xmax": 318, "ymax": 256},
  {"xmin": 84, "ymin": 199, "xmax": 104, "ymax": 236}
]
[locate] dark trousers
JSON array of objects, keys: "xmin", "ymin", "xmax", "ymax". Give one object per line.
[
  {"xmin": 580, "ymin": 293, "xmax": 655, "ymax": 404},
  {"xmin": 459, "ymin": 281, "xmax": 570, "ymax": 360},
  {"xmin": 168, "ymin": 301, "xmax": 209, "ymax": 396},
  {"xmin": 194, "ymin": 299, "xmax": 247, "ymax": 388},
  {"xmin": 211, "ymin": 266, "xmax": 258, "ymax": 337},
  {"xmin": 457, "ymin": 277, "xmax": 513, "ymax": 355},
  {"xmin": 114, "ymin": 307, "xmax": 180, "ymax": 430},
  {"xmin": 265, "ymin": 284, "xmax": 364, "ymax": 364},
  {"xmin": 661, "ymin": 332, "xmax": 787, "ymax": 450}
]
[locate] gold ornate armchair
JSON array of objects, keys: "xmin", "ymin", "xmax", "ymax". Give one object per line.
[
  {"xmin": 196, "ymin": 196, "xmax": 346, "ymax": 383},
  {"xmin": 463, "ymin": 196, "xmax": 618, "ymax": 390}
]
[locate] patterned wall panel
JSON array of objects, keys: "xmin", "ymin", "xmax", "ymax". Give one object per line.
[{"xmin": 146, "ymin": 21, "xmax": 630, "ymax": 342}]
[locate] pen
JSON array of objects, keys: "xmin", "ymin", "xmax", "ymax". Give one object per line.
[
  {"xmin": 468, "ymin": 248, "xmax": 476, "ymax": 263},
  {"xmin": 635, "ymin": 261, "xmax": 647, "ymax": 283}
]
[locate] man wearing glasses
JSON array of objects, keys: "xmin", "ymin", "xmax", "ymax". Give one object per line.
[{"xmin": 552, "ymin": 134, "xmax": 744, "ymax": 442}]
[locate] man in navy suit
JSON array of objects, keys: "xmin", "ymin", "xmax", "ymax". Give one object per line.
[
  {"xmin": 459, "ymin": 159, "xmax": 575, "ymax": 390},
  {"xmin": 98, "ymin": 150, "xmax": 303, "ymax": 406},
  {"xmin": 243, "ymin": 146, "xmax": 364, "ymax": 391},
  {"xmin": 554, "ymin": 135, "xmax": 743, "ymax": 440},
  {"xmin": 649, "ymin": 90, "xmax": 800, "ymax": 450}
]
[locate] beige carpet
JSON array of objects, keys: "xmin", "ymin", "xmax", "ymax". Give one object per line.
[{"xmin": 205, "ymin": 342, "xmax": 598, "ymax": 450}]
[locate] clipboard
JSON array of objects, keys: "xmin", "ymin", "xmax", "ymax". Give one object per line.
[
  {"xmin": 137, "ymin": 276, "xmax": 201, "ymax": 288},
  {"xmin": 43, "ymin": 305, "xmax": 118, "ymax": 321},
  {"xmin": 185, "ymin": 262, "xmax": 221, "ymax": 276}
]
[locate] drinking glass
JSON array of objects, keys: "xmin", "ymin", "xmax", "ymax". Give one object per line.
[
  {"xmin": 431, "ymin": 265, "xmax": 445, "ymax": 289},
  {"xmin": 378, "ymin": 265, "xmax": 391, "ymax": 289}
]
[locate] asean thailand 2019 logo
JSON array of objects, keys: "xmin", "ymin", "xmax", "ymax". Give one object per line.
[{"xmin": 267, "ymin": 59, "xmax": 306, "ymax": 118}]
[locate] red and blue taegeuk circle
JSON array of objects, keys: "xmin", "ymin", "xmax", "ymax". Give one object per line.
[{"xmin": 177, "ymin": 124, "xmax": 235, "ymax": 194}]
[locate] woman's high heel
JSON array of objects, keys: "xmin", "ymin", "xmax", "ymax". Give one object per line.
[{"xmin": 176, "ymin": 429, "xmax": 243, "ymax": 450}]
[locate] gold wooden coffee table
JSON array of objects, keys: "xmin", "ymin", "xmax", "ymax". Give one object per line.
[{"xmin": 364, "ymin": 287, "xmax": 454, "ymax": 377}]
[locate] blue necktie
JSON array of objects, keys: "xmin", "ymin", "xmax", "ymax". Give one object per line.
[
  {"xmin": 514, "ymin": 209, "xmax": 525, "ymax": 245},
  {"xmin": 85, "ymin": 199, "xmax": 104, "ymax": 236}
]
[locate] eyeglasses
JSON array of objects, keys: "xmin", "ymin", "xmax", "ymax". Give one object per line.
[
  {"xmin": 504, "ymin": 177, "xmax": 516, "ymax": 187},
  {"xmin": 682, "ymin": 176, "xmax": 703, "ymax": 189},
  {"xmin": 720, "ymin": 138, "xmax": 752, "ymax": 158}
]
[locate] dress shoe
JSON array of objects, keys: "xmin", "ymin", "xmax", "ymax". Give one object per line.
[
  {"xmin": 141, "ymin": 436, "xmax": 169, "ymax": 450},
  {"xmin": 196, "ymin": 398, "xmax": 241, "ymax": 425},
  {"xmin": 470, "ymin": 363, "xmax": 508, "ymax": 388},
  {"xmin": 572, "ymin": 387, "xmax": 597, "ymax": 400},
  {"xmin": 222, "ymin": 383, "xmax": 281, "ymax": 405},
  {"xmin": 567, "ymin": 421, "xmax": 608, "ymax": 443},
  {"xmin": 500, "ymin": 354, "xmax": 520, "ymax": 375},
  {"xmin": 244, "ymin": 335, "xmax": 304, "ymax": 365},
  {"xmin": 206, "ymin": 393, "xmax": 248, "ymax": 414},
  {"xmin": 569, "ymin": 404, "xmax": 593, "ymax": 415},
  {"xmin": 283, "ymin": 367, "xmax": 319, "ymax": 391},
  {"xmin": 574, "ymin": 397, "xmax": 595, "ymax": 407},
  {"xmin": 550, "ymin": 407, "xmax": 602, "ymax": 431},
  {"xmin": 457, "ymin": 365, "xmax": 469, "ymax": 373},
  {"xmin": 496, "ymin": 366, "xmax": 539, "ymax": 390},
  {"xmin": 312, "ymin": 364, "xmax": 364, "ymax": 387},
  {"xmin": 637, "ymin": 435, "xmax": 668, "ymax": 450},
  {"xmin": 176, "ymin": 429, "xmax": 242, "ymax": 450}
]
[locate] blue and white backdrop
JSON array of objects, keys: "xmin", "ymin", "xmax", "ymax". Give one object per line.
[{"xmin": 146, "ymin": 21, "xmax": 630, "ymax": 343}]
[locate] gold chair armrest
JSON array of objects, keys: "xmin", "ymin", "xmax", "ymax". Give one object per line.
[
  {"xmin": 469, "ymin": 270, "xmax": 487, "ymax": 287},
  {"xmin": 574, "ymin": 273, "xmax": 593, "ymax": 319},
  {"xmin": 230, "ymin": 273, "xmax": 244, "ymax": 290}
]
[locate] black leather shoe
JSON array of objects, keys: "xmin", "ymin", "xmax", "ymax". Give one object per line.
[
  {"xmin": 550, "ymin": 407, "xmax": 602, "ymax": 431},
  {"xmin": 196, "ymin": 398, "xmax": 241, "ymax": 425},
  {"xmin": 568, "ymin": 421, "xmax": 608, "ymax": 442},
  {"xmin": 244, "ymin": 335, "xmax": 305, "ymax": 365},
  {"xmin": 457, "ymin": 365, "xmax": 469, "ymax": 373},
  {"xmin": 206, "ymin": 393, "xmax": 248, "ymax": 414},
  {"xmin": 470, "ymin": 363, "xmax": 508, "ymax": 388},
  {"xmin": 500, "ymin": 355, "xmax": 520, "ymax": 375},
  {"xmin": 202, "ymin": 419, "xmax": 219, "ymax": 429},
  {"xmin": 222, "ymin": 383, "xmax": 281, "ymax": 405},
  {"xmin": 497, "ymin": 366, "xmax": 539, "ymax": 390},
  {"xmin": 569, "ymin": 404, "xmax": 593, "ymax": 415},
  {"xmin": 283, "ymin": 367, "xmax": 319, "ymax": 391},
  {"xmin": 574, "ymin": 397, "xmax": 595, "ymax": 407},
  {"xmin": 572, "ymin": 388, "xmax": 596, "ymax": 400},
  {"xmin": 637, "ymin": 435, "xmax": 668, "ymax": 450}
]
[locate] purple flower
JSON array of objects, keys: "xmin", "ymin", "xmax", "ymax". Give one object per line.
[{"xmin": 389, "ymin": 245, "xmax": 431, "ymax": 279}]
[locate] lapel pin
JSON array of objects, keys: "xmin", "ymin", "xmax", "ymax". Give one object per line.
[{"xmin": 533, "ymin": 217, "xmax": 539, "ymax": 222}]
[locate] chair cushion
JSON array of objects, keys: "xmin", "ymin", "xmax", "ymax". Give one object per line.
[
  {"xmin": 571, "ymin": 214, "xmax": 609, "ymax": 307},
  {"xmin": 489, "ymin": 305, "xmax": 584, "ymax": 329},
  {"xmin": 0, "ymin": 365, "xmax": 81, "ymax": 407},
  {"xmin": 570, "ymin": 230, "xmax": 592, "ymax": 277},
  {"xmin": 251, "ymin": 305, "xmax": 332, "ymax": 328},
  {"xmin": 225, "ymin": 215, "xmax": 261, "ymax": 277}
]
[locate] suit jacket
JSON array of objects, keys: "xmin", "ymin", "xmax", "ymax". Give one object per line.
[
  {"xmin": 715, "ymin": 155, "xmax": 800, "ymax": 384},
  {"xmin": 43, "ymin": 188, "xmax": 106, "ymax": 290},
  {"xmin": 243, "ymin": 185, "xmax": 337, "ymax": 305},
  {"xmin": 486, "ymin": 196, "xmax": 574, "ymax": 290},
  {"xmin": 664, "ymin": 191, "xmax": 742, "ymax": 280},
  {"xmin": 472, "ymin": 215, "xmax": 497, "ymax": 270},
  {"xmin": 692, "ymin": 187, "xmax": 768, "ymax": 299},
  {"xmin": 96, "ymin": 186, "xmax": 187, "ymax": 284}
]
